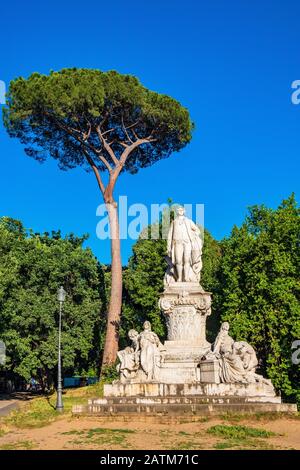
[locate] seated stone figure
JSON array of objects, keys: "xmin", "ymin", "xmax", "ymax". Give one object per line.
[
  {"xmin": 212, "ymin": 322, "xmax": 249, "ymax": 384},
  {"xmin": 233, "ymin": 340, "xmax": 273, "ymax": 387},
  {"xmin": 209, "ymin": 322, "xmax": 274, "ymax": 389},
  {"xmin": 117, "ymin": 329, "xmax": 140, "ymax": 382},
  {"xmin": 117, "ymin": 321, "xmax": 165, "ymax": 382}
]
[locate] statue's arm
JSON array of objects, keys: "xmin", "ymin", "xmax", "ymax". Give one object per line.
[
  {"xmin": 134, "ymin": 339, "xmax": 140, "ymax": 353},
  {"xmin": 191, "ymin": 220, "xmax": 201, "ymax": 236},
  {"xmin": 213, "ymin": 332, "xmax": 222, "ymax": 354},
  {"xmin": 167, "ymin": 222, "xmax": 173, "ymax": 255},
  {"xmin": 189, "ymin": 220, "xmax": 202, "ymax": 251}
]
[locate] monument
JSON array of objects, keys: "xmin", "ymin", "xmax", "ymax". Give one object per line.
[{"xmin": 73, "ymin": 208, "xmax": 297, "ymax": 415}]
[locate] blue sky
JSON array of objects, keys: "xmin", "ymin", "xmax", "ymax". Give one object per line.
[{"xmin": 0, "ymin": 0, "xmax": 299, "ymax": 264}]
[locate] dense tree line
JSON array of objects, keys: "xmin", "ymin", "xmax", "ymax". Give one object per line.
[
  {"xmin": 217, "ymin": 194, "xmax": 300, "ymax": 404},
  {"xmin": 0, "ymin": 217, "xmax": 105, "ymax": 390},
  {"xmin": 0, "ymin": 195, "xmax": 299, "ymax": 403}
]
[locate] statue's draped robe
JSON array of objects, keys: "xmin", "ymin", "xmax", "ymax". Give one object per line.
[
  {"xmin": 214, "ymin": 333, "xmax": 248, "ymax": 384},
  {"xmin": 139, "ymin": 331, "xmax": 161, "ymax": 380},
  {"xmin": 166, "ymin": 217, "xmax": 202, "ymax": 284}
]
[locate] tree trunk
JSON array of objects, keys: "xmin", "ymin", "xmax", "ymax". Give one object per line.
[{"xmin": 101, "ymin": 201, "xmax": 122, "ymax": 368}]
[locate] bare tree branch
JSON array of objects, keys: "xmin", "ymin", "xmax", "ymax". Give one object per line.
[
  {"xmin": 96, "ymin": 152, "xmax": 113, "ymax": 173},
  {"xmin": 96, "ymin": 124, "xmax": 119, "ymax": 166},
  {"xmin": 125, "ymin": 119, "xmax": 140, "ymax": 130},
  {"xmin": 45, "ymin": 112, "xmax": 113, "ymax": 173},
  {"xmin": 132, "ymin": 128, "xmax": 139, "ymax": 141},
  {"xmin": 83, "ymin": 122, "xmax": 92, "ymax": 141},
  {"xmin": 121, "ymin": 114, "xmax": 133, "ymax": 144},
  {"xmin": 82, "ymin": 147, "xmax": 105, "ymax": 195},
  {"xmin": 118, "ymin": 137, "xmax": 156, "ymax": 170},
  {"xmin": 102, "ymin": 128, "xmax": 116, "ymax": 137},
  {"xmin": 119, "ymin": 142, "xmax": 129, "ymax": 148}
]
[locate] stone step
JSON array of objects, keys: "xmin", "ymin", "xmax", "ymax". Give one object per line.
[
  {"xmin": 73, "ymin": 402, "xmax": 297, "ymax": 416},
  {"xmin": 88, "ymin": 395, "xmax": 281, "ymax": 405}
]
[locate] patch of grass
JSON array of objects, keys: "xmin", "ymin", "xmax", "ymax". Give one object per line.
[
  {"xmin": 207, "ymin": 424, "xmax": 277, "ymax": 450},
  {"xmin": 0, "ymin": 380, "xmax": 113, "ymax": 431},
  {"xmin": 3, "ymin": 388, "xmax": 91, "ymax": 429},
  {"xmin": 207, "ymin": 424, "xmax": 275, "ymax": 439},
  {"xmin": 61, "ymin": 430, "xmax": 85, "ymax": 436},
  {"xmin": 173, "ymin": 440, "xmax": 203, "ymax": 450},
  {"xmin": 4, "ymin": 399, "xmax": 58, "ymax": 429},
  {"xmin": 219, "ymin": 411, "xmax": 298, "ymax": 423},
  {"xmin": 0, "ymin": 440, "xmax": 35, "ymax": 450},
  {"xmin": 213, "ymin": 438, "xmax": 275, "ymax": 450},
  {"xmin": 159, "ymin": 429, "xmax": 171, "ymax": 433},
  {"xmin": 64, "ymin": 427, "xmax": 135, "ymax": 449},
  {"xmin": 193, "ymin": 416, "xmax": 209, "ymax": 423},
  {"xmin": 214, "ymin": 440, "xmax": 238, "ymax": 450},
  {"xmin": 87, "ymin": 427, "xmax": 135, "ymax": 436},
  {"xmin": 66, "ymin": 381, "xmax": 105, "ymax": 398}
]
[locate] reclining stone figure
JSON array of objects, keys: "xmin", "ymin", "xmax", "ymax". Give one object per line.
[{"xmin": 205, "ymin": 322, "xmax": 274, "ymax": 389}]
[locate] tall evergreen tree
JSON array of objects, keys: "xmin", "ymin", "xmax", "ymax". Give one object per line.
[{"xmin": 3, "ymin": 68, "xmax": 193, "ymax": 368}]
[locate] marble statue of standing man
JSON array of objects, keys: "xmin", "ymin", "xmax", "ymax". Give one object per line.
[{"xmin": 165, "ymin": 207, "xmax": 203, "ymax": 284}]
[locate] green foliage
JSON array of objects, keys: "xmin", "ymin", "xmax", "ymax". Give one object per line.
[
  {"xmin": 100, "ymin": 363, "xmax": 119, "ymax": 383},
  {"xmin": 218, "ymin": 194, "xmax": 300, "ymax": 403},
  {"xmin": 3, "ymin": 391, "xmax": 88, "ymax": 429},
  {"xmin": 3, "ymin": 68, "xmax": 193, "ymax": 175},
  {"xmin": 5, "ymin": 400, "xmax": 58, "ymax": 429},
  {"xmin": 208, "ymin": 424, "xmax": 276, "ymax": 450},
  {"xmin": 0, "ymin": 217, "xmax": 104, "ymax": 387},
  {"xmin": 122, "ymin": 237, "xmax": 167, "ymax": 340},
  {"xmin": 61, "ymin": 427, "xmax": 134, "ymax": 448},
  {"xmin": 201, "ymin": 230, "xmax": 222, "ymax": 341},
  {"xmin": 207, "ymin": 424, "xmax": 275, "ymax": 439},
  {"xmin": 0, "ymin": 440, "xmax": 35, "ymax": 450}
]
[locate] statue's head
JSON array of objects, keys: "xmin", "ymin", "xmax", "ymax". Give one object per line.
[
  {"xmin": 221, "ymin": 322, "xmax": 230, "ymax": 332},
  {"xmin": 234, "ymin": 341, "xmax": 245, "ymax": 354},
  {"xmin": 128, "ymin": 329, "xmax": 138, "ymax": 340},
  {"xmin": 143, "ymin": 321, "xmax": 151, "ymax": 331},
  {"xmin": 176, "ymin": 206, "xmax": 185, "ymax": 217}
]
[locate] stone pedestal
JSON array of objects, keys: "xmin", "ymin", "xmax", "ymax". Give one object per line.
[
  {"xmin": 199, "ymin": 359, "xmax": 220, "ymax": 384},
  {"xmin": 103, "ymin": 381, "xmax": 279, "ymax": 399},
  {"xmin": 72, "ymin": 381, "xmax": 297, "ymax": 417},
  {"xmin": 158, "ymin": 283, "xmax": 212, "ymax": 383}
]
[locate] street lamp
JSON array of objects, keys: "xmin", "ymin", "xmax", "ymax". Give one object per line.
[{"xmin": 56, "ymin": 286, "xmax": 66, "ymax": 412}]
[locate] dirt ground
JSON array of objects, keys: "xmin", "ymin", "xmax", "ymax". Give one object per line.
[{"xmin": 0, "ymin": 414, "xmax": 299, "ymax": 450}]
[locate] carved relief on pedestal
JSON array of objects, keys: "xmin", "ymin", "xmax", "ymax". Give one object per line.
[
  {"xmin": 159, "ymin": 290, "xmax": 212, "ymax": 343},
  {"xmin": 165, "ymin": 306, "xmax": 197, "ymax": 341},
  {"xmin": 159, "ymin": 291, "xmax": 211, "ymax": 316}
]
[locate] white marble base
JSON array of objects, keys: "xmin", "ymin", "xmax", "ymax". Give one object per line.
[{"xmin": 104, "ymin": 381, "xmax": 279, "ymax": 400}]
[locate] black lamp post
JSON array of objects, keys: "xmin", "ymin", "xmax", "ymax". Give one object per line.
[{"xmin": 56, "ymin": 286, "xmax": 66, "ymax": 412}]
